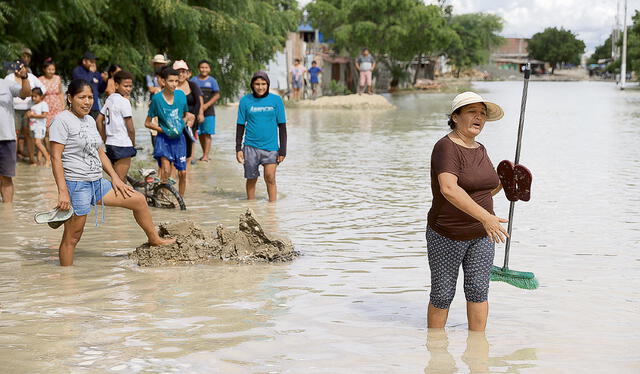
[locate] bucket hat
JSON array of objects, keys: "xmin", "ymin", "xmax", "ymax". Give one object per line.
[
  {"xmin": 151, "ymin": 54, "xmax": 169, "ymax": 64},
  {"xmin": 172, "ymin": 60, "xmax": 189, "ymax": 70},
  {"xmin": 450, "ymin": 91, "xmax": 504, "ymax": 121}
]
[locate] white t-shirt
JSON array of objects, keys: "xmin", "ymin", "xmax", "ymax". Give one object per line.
[
  {"xmin": 4, "ymin": 73, "xmax": 46, "ymax": 110},
  {"xmin": 0, "ymin": 79, "xmax": 21, "ymax": 141},
  {"xmin": 29, "ymin": 101, "xmax": 49, "ymax": 130},
  {"xmin": 99, "ymin": 93, "xmax": 133, "ymax": 147},
  {"xmin": 49, "ymin": 110, "xmax": 103, "ymax": 182}
]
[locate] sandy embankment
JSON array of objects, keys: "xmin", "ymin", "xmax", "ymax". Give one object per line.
[
  {"xmin": 129, "ymin": 209, "xmax": 297, "ymax": 266},
  {"xmin": 293, "ymin": 94, "xmax": 395, "ymax": 110}
]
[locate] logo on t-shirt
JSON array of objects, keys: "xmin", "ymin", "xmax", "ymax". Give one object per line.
[{"xmin": 249, "ymin": 106, "xmax": 275, "ymax": 113}]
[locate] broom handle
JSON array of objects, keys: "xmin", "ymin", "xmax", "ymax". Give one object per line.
[{"xmin": 503, "ymin": 64, "xmax": 530, "ymax": 270}]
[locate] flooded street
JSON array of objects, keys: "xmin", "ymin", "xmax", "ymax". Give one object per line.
[{"xmin": 1, "ymin": 81, "xmax": 639, "ymax": 373}]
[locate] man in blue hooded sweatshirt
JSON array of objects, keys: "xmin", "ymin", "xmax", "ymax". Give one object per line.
[{"xmin": 235, "ymin": 71, "xmax": 287, "ymax": 202}]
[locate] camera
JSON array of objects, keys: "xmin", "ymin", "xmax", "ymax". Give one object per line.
[{"xmin": 3, "ymin": 59, "xmax": 24, "ymax": 73}]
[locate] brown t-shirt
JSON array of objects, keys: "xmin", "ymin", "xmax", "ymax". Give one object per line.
[{"xmin": 427, "ymin": 136, "xmax": 500, "ymax": 240}]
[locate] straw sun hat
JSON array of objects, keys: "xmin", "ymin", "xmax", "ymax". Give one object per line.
[
  {"xmin": 450, "ymin": 91, "xmax": 504, "ymax": 121},
  {"xmin": 151, "ymin": 54, "xmax": 169, "ymax": 64}
]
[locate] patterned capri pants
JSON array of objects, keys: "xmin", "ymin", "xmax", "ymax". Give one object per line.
[{"xmin": 426, "ymin": 226, "xmax": 495, "ymax": 309}]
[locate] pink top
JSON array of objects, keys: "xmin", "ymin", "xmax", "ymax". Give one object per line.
[{"xmin": 38, "ymin": 74, "xmax": 64, "ymax": 126}]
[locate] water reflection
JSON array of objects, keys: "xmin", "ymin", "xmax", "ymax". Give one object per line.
[{"xmin": 425, "ymin": 329, "xmax": 537, "ymax": 373}]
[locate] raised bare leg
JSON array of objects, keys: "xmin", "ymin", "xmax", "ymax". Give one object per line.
[
  {"xmin": 99, "ymin": 189, "xmax": 174, "ymax": 246},
  {"xmin": 113, "ymin": 157, "xmax": 132, "ymax": 182}
]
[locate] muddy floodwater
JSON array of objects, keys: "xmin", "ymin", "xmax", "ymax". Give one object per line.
[{"xmin": 1, "ymin": 81, "xmax": 639, "ymax": 373}]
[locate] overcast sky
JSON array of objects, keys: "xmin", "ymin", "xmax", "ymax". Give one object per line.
[{"xmin": 300, "ymin": 0, "xmax": 640, "ymax": 54}]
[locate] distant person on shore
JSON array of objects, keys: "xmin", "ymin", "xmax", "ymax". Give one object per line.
[
  {"xmin": 289, "ymin": 59, "xmax": 305, "ymax": 101},
  {"xmin": 173, "ymin": 60, "xmax": 203, "ymax": 167},
  {"xmin": 38, "ymin": 58, "xmax": 64, "ymax": 127},
  {"xmin": 356, "ymin": 48, "xmax": 376, "ymax": 94},
  {"xmin": 426, "ymin": 91, "xmax": 507, "ymax": 332},
  {"xmin": 96, "ymin": 71, "xmax": 136, "ymax": 182},
  {"xmin": 190, "ymin": 60, "xmax": 220, "ymax": 162},
  {"xmin": 104, "ymin": 64, "xmax": 122, "ymax": 97},
  {"xmin": 71, "ymin": 51, "xmax": 107, "ymax": 119},
  {"xmin": 49, "ymin": 79, "xmax": 174, "ymax": 266},
  {"xmin": 308, "ymin": 61, "xmax": 322, "ymax": 99},
  {"xmin": 0, "ymin": 63, "xmax": 31, "ymax": 203},
  {"xmin": 144, "ymin": 67, "xmax": 195, "ymax": 197},
  {"xmin": 235, "ymin": 71, "xmax": 287, "ymax": 202},
  {"xmin": 5, "ymin": 55, "xmax": 46, "ymax": 164},
  {"xmin": 25, "ymin": 87, "xmax": 50, "ymax": 166}
]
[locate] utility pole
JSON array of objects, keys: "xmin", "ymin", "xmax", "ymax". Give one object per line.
[{"xmin": 621, "ymin": 0, "xmax": 628, "ymax": 90}]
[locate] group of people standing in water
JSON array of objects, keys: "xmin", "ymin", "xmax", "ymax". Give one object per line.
[
  {"xmin": 2, "ymin": 48, "xmax": 510, "ymax": 333},
  {"xmin": 1, "ymin": 50, "xmax": 288, "ymax": 267}
]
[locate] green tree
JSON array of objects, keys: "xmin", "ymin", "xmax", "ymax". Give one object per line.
[
  {"xmin": 588, "ymin": 34, "xmax": 614, "ymax": 64},
  {"xmin": 445, "ymin": 13, "xmax": 504, "ymax": 77},
  {"xmin": 0, "ymin": 0, "xmax": 299, "ymax": 100},
  {"xmin": 624, "ymin": 10, "xmax": 640, "ymax": 74},
  {"xmin": 306, "ymin": 0, "xmax": 457, "ymax": 89},
  {"xmin": 527, "ymin": 27, "xmax": 585, "ymax": 74}
]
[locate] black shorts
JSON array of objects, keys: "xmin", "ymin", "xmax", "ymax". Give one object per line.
[
  {"xmin": 0, "ymin": 140, "xmax": 17, "ymax": 177},
  {"xmin": 106, "ymin": 144, "xmax": 137, "ymax": 163}
]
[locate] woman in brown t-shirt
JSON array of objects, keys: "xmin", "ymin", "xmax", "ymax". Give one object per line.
[{"xmin": 426, "ymin": 91, "xmax": 508, "ymax": 332}]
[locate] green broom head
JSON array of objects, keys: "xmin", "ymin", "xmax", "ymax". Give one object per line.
[{"xmin": 490, "ymin": 265, "xmax": 539, "ymax": 290}]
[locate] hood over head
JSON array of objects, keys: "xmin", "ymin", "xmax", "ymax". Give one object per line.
[{"xmin": 250, "ymin": 71, "xmax": 270, "ymax": 98}]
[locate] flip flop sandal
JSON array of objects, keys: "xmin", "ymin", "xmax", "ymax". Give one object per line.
[
  {"xmin": 497, "ymin": 160, "xmax": 519, "ymax": 202},
  {"xmin": 514, "ymin": 164, "xmax": 533, "ymax": 202},
  {"xmin": 34, "ymin": 207, "xmax": 74, "ymax": 229}
]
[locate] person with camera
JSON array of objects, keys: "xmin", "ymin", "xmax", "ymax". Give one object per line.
[
  {"xmin": 5, "ymin": 50, "xmax": 46, "ymax": 164},
  {"xmin": 0, "ymin": 64, "xmax": 31, "ymax": 203}
]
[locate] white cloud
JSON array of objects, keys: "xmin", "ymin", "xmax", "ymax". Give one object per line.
[{"xmin": 447, "ymin": 0, "xmax": 639, "ymax": 53}]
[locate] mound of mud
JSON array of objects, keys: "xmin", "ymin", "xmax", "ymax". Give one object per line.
[
  {"xmin": 295, "ymin": 94, "xmax": 395, "ymax": 110},
  {"xmin": 129, "ymin": 209, "xmax": 297, "ymax": 266}
]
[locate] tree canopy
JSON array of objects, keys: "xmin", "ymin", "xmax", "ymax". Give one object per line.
[
  {"xmin": 445, "ymin": 13, "xmax": 504, "ymax": 76},
  {"xmin": 527, "ymin": 27, "xmax": 585, "ymax": 74},
  {"xmin": 0, "ymin": 0, "xmax": 299, "ymax": 99},
  {"xmin": 306, "ymin": 0, "xmax": 458, "ymax": 87}
]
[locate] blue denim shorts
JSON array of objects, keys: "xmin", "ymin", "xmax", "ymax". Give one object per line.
[{"xmin": 66, "ymin": 178, "xmax": 112, "ymax": 216}]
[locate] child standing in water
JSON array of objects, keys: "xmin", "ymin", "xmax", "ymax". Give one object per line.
[
  {"xmin": 190, "ymin": 60, "xmax": 220, "ymax": 162},
  {"xmin": 26, "ymin": 87, "xmax": 50, "ymax": 165},
  {"xmin": 235, "ymin": 71, "xmax": 287, "ymax": 202},
  {"xmin": 144, "ymin": 67, "xmax": 195, "ymax": 197},
  {"xmin": 96, "ymin": 71, "xmax": 137, "ymax": 182}
]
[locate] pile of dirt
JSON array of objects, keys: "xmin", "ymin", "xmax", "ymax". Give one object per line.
[
  {"xmin": 414, "ymin": 79, "xmax": 443, "ymax": 90},
  {"xmin": 129, "ymin": 209, "xmax": 297, "ymax": 266},
  {"xmin": 295, "ymin": 94, "xmax": 395, "ymax": 110}
]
